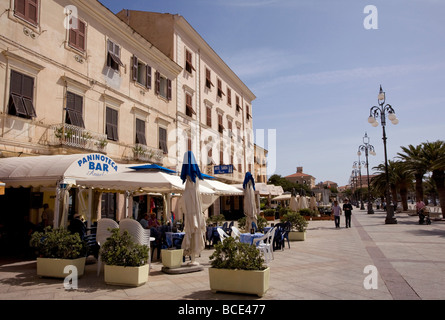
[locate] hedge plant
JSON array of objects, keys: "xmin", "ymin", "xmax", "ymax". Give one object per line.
[
  {"xmin": 99, "ymin": 228, "xmax": 149, "ymax": 267},
  {"xmin": 30, "ymin": 227, "xmax": 86, "ymax": 259},
  {"xmin": 209, "ymin": 237, "xmax": 266, "ymax": 271}
]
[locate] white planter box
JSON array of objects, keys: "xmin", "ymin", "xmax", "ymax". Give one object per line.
[
  {"xmin": 104, "ymin": 264, "xmax": 149, "ymax": 287},
  {"xmin": 161, "ymin": 249, "xmax": 184, "ymax": 269},
  {"xmin": 209, "ymin": 267, "xmax": 270, "ymax": 297},
  {"xmin": 288, "ymin": 231, "xmax": 306, "ymax": 241},
  {"xmin": 36, "ymin": 257, "xmax": 86, "ymax": 278}
]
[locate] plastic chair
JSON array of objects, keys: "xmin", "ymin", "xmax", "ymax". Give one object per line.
[
  {"xmin": 96, "ymin": 218, "xmax": 119, "ymax": 276},
  {"xmin": 230, "ymin": 226, "xmax": 241, "ymax": 241},
  {"xmin": 119, "ymin": 218, "xmax": 152, "ymax": 269},
  {"xmin": 217, "ymin": 227, "xmax": 230, "ymax": 243},
  {"xmin": 253, "ymin": 227, "xmax": 276, "ymax": 263}
]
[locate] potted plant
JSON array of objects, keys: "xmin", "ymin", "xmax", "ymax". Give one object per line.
[
  {"xmin": 281, "ymin": 211, "xmax": 308, "ymax": 241},
  {"xmin": 161, "ymin": 248, "xmax": 184, "ymax": 269},
  {"xmin": 100, "ymin": 228, "xmax": 150, "ymax": 286},
  {"xmin": 30, "ymin": 227, "xmax": 87, "ymax": 278},
  {"xmin": 263, "ymin": 209, "xmax": 276, "ymax": 221},
  {"xmin": 208, "ymin": 237, "xmax": 270, "ymax": 297}
]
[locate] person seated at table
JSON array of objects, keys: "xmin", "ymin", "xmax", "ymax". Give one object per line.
[
  {"xmin": 148, "ymin": 213, "xmax": 160, "ymax": 228},
  {"xmin": 139, "ymin": 213, "xmax": 150, "ymax": 229}
]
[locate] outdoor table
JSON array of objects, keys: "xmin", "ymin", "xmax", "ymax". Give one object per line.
[
  {"xmin": 240, "ymin": 232, "xmax": 264, "ymax": 246},
  {"xmin": 165, "ymin": 232, "xmax": 185, "ymax": 248},
  {"xmin": 263, "ymin": 226, "xmax": 272, "ymax": 234}
]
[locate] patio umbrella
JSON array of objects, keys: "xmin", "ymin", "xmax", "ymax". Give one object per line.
[
  {"xmin": 310, "ymin": 195, "xmax": 317, "ymax": 212},
  {"xmin": 243, "ymin": 172, "xmax": 258, "ymax": 231},
  {"xmin": 180, "ymin": 151, "xmax": 206, "ymax": 265},
  {"xmin": 289, "ymin": 188, "xmax": 299, "ymax": 212}
]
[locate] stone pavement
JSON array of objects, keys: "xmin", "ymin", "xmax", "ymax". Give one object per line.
[{"xmin": 1, "ymin": 208, "xmax": 445, "ymax": 300}]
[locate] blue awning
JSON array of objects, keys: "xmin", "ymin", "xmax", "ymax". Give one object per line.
[{"xmin": 128, "ymin": 164, "xmax": 176, "ymax": 174}]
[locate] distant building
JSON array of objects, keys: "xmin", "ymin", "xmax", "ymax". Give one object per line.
[
  {"xmin": 317, "ymin": 180, "xmax": 338, "ymax": 190},
  {"xmin": 254, "ymin": 144, "xmax": 267, "ymax": 183},
  {"xmin": 284, "ymin": 167, "xmax": 315, "ymax": 189}
]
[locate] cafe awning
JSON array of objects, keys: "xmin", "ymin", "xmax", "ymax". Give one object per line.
[{"xmin": 0, "ymin": 153, "xmax": 121, "ymax": 188}]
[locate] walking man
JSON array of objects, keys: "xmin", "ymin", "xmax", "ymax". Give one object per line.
[
  {"xmin": 332, "ymin": 200, "xmax": 342, "ymax": 228},
  {"xmin": 343, "ymin": 198, "xmax": 353, "ymax": 228}
]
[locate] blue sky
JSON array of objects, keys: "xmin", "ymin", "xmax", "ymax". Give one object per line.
[{"xmin": 100, "ymin": 0, "xmax": 445, "ymax": 187}]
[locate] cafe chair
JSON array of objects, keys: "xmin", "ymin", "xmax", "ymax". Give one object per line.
[
  {"xmin": 217, "ymin": 227, "xmax": 230, "ymax": 243},
  {"xmin": 119, "ymin": 218, "xmax": 152, "ymax": 269},
  {"xmin": 96, "ymin": 218, "xmax": 119, "ymax": 276},
  {"xmin": 253, "ymin": 227, "xmax": 276, "ymax": 263},
  {"xmin": 230, "ymin": 226, "xmax": 241, "ymax": 241}
]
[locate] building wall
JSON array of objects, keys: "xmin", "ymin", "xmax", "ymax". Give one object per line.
[
  {"xmin": 115, "ymin": 10, "xmax": 256, "ymax": 183},
  {"xmin": 0, "ymin": 0, "xmax": 181, "ymax": 166}
]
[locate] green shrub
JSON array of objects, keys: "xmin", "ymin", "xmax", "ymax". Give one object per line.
[
  {"xmin": 99, "ymin": 228, "xmax": 149, "ymax": 267},
  {"xmin": 263, "ymin": 209, "xmax": 275, "ymax": 217},
  {"xmin": 209, "ymin": 237, "xmax": 266, "ymax": 271},
  {"xmin": 281, "ymin": 211, "xmax": 308, "ymax": 232},
  {"xmin": 299, "ymin": 208, "xmax": 315, "ymax": 217},
  {"xmin": 30, "ymin": 227, "xmax": 86, "ymax": 259},
  {"xmin": 206, "ymin": 214, "xmax": 226, "ymax": 226},
  {"xmin": 237, "ymin": 215, "xmax": 268, "ymax": 232}
]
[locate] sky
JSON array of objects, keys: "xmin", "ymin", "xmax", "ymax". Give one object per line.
[{"xmin": 100, "ymin": 0, "xmax": 445, "ymax": 187}]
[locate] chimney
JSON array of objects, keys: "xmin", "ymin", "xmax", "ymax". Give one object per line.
[{"xmin": 297, "ymin": 167, "xmax": 303, "ymax": 173}]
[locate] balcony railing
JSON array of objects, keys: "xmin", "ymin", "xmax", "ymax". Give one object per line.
[
  {"xmin": 49, "ymin": 123, "xmax": 108, "ymax": 152},
  {"xmin": 132, "ymin": 143, "xmax": 164, "ymax": 164}
]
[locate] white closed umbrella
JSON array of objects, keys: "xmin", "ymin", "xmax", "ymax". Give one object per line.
[
  {"xmin": 290, "ymin": 188, "xmax": 298, "ymax": 212},
  {"xmin": 243, "ymin": 172, "xmax": 258, "ymax": 231},
  {"xmin": 180, "ymin": 151, "xmax": 206, "ymax": 266}
]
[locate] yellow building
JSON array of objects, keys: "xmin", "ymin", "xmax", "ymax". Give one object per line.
[
  {"xmin": 115, "ymin": 10, "xmax": 256, "ymax": 184},
  {"xmin": 254, "ymin": 144, "xmax": 268, "ymax": 183}
]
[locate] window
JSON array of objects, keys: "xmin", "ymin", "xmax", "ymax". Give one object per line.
[
  {"xmin": 227, "ymin": 119, "xmax": 233, "ymax": 139},
  {"xmin": 246, "ymin": 104, "xmax": 251, "ymax": 121},
  {"xmin": 131, "ymin": 55, "xmax": 151, "ymax": 89},
  {"xmin": 135, "ymin": 118, "xmax": 146, "ymax": 145},
  {"xmin": 14, "ymin": 0, "xmax": 39, "ymax": 26},
  {"xmin": 155, "ymin": 71, "xmax": 172, "ymax": 100},
  {"xmin": 206, "ymin": 106, "xmax": 212, "ymax": 127},
  {"xmin": 68, "ymin": 17, "xmax": 86, "ymax": 52},
  {"xmin": 8, "ymin": 70, "xmax": 36, "ymax": 119},
  {"xmin": 65, "ymin": 92, "xmax": 85, "ymax": 128},
  {"xmin": 236, "ymin": 95, "xmax": 241, "ymax": 112},
  {"xmin": 185, "ymin": 93, "xmax": 195, "ymax": 117},
  {"xmin": 227, "ymin": 88, "xmax": 232, "ymax": 106},
  {"xmin": 218, "ymin": 114, "xmax": 224, "ymax": 134},
  {"xmin": 217, "ymin": 79, "xmax": 224, "ymax": 98},
  {"xmin": 159, "ymin": 127, "xmax": 168, "ymax": 153},
  {"xmin": 107, "ymin": 39, "xmax": 124, "ymax": 71},
  {"xmin": 106, "ymin": 107, "xmax": 118, "ymax": 141},
  {"xmin": 185, "ymin": 49, "xmax": 195, "ymax": 74},
  {"xmin": 205, "ymin": 68, "xmax": 214, "ymax": 89}
]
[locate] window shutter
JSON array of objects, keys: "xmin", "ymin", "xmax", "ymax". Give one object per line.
[
  {"xmin": 206, "ymin": 107, "xmax": 212, "ymax": 127},
  {"xmin": 106, "ymin": 107, "xmax": 118, "ymax": 141},
  {"xmin": 167, "ymin": 79, "xmax": 172, "ymax": 100},
  {"xmin": 131, "ymin": 55, "xmax": 138, "ymax": 82},
  {"xmin": 155, "ymin": 71, "xmax": 160, "ymax": 95},
  {"xmin": 10, "ymin": 70, "xmax": 22, "ymax": 95},
  {"xmin": 227, "ymin": 88, "xmax": 232, "ymax": 105},
  {"xmin": 15, "ymin": 0, "xmax": 26, "ymax": 16},
  {"xmin": 77, "ymin": 20, "xmax": 85, "ymax": 50},
  {"xmin": 27, "ymin": 0, "xmax": 38, "ymax": 25},
  {"xmin": 146, "ymin": 65, "xmax": 152, "ymax": 89},
  {"xmin": 135, "ymin": 118, "xmax": 146, "ymax": 145}
]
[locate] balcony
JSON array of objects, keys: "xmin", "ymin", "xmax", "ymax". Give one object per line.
[
  {"xmin": 132, "ymin": 143, "xmax": 164, "ymax": 164},
  {"xmin": 49, "ymin": 123, "xmax": 108, "ymax": 153}
]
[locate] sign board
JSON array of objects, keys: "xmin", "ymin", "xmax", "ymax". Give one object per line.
[{"xmin": 214, "ymin": 165, "xmax": 233, "ymax": 175}]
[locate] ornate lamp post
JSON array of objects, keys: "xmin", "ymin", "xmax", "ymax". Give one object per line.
[
  {"xmin": 368, "ymin": 85, "xmax": 399, "ymax": 224},
  {"xmin": 358, "ymin": 132, "xmax": 376, "ymax": 214},
  {"xmin": 353, "ymin": 160, "xmax": 366, "ymax": 210},
  {"xmin": 351, "ymin": 168, "xmax": 360, "ymax": 207}
]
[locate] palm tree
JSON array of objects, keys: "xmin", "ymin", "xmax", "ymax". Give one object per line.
[
  {"xmin": 391, "ymin": 161, "xmax": 413, "ymax": 211},
  {"xmin": 421, "ymin": 140, "xmax": 445, "ymax": 215},
  {"xmin": 424, "ymin": 176, "xmax": 438, "ymax": 206},
  {"xmin": 371, "ymin": 162, "xmax": 397, "ymax": 209},
  {"xmin": 397, "ymin": 144, "xmax": 428, "ymax": 202}
]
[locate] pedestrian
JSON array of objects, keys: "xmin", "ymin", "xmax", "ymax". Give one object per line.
[
  {"xmin": 332, "ymin": 200, "xmax": 342, "ymax": 228},
  {"xmin": 343, "ymin": 198, "xmax": 353, "ymax": 228},
  {"xmin": 41, "ymin": 203, "xmax": 54, "ymax": 228}
]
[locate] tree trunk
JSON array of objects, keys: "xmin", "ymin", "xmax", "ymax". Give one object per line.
[
  {"xmin": 432, "ymin": 170, "xmax": 445, "ymax": 217},
  {"xmin": 414, "ymin": 173, "xmax": 424, "ymax": 201},
  {"xmin": 400, "ymin": 185, "xmax": 408, "ymax": 211}
]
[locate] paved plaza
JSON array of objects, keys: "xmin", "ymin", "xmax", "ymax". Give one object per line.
[{"xmin": 1, "ymin": 208, "xmax": 445, "ymax": 300}]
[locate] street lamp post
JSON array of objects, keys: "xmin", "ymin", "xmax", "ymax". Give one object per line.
[
  {"xmin": 353, "ymin": 160, "xmax": 366, "ymax": 210},
  {"xmin": 351, "ymin": 168, "xmax": 360, "ymax": 208},
  {"xmin": 358, "ymin": 132, "xmax": 376, "ymax": 214},
  {"xmin": 368, "ymin": 85, "xmax": 399, "ymax": 224}
]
